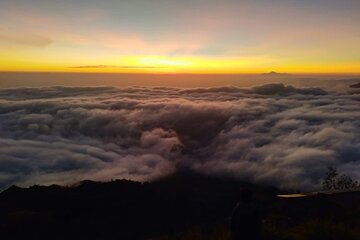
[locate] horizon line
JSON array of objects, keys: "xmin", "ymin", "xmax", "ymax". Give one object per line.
[{"xmin": 1, "ymin": 71, "xmax": 360, "ymax": 76}]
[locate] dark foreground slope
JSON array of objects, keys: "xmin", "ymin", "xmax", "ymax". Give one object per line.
[
  {"xmin": 350, "ymin": 82, "xmax": 360, "ymax": 88},
  {"xmin": 0, "ymin": 172, "xmax": 359, "ymax": 240}
]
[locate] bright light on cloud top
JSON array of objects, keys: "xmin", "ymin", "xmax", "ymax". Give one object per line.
[{"xmin": 0, "ymin": 0, "xmax": 360, "ymax": 73}]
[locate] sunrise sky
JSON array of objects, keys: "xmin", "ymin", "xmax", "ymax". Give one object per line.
[{"xmin": 1, "ymin": 0, "xmax": 360, "ymax": 74}]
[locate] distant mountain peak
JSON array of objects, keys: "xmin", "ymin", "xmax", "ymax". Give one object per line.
[{"xmin": 262, "ymin": 71, "xmax": 289, "ymax": 76}]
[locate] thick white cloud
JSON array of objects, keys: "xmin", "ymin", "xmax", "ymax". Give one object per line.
[{"xmin": 0, "ymin": 83, "xmax": 359, "ymax": 191}]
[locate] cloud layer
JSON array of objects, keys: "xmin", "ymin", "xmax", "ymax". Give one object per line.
[{"xmin": 0, "ymin": 83, "xmax": 359, "ymax": 191}]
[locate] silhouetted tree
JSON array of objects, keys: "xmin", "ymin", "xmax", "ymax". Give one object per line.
[{"xmin": 322, "ymin": 167, "xmax": 359, "ymax": 191}]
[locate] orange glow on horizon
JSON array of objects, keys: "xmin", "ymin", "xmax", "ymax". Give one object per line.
[{"xmin": 1, "ymin": 54, "xmax": 360, "ymax": 74}]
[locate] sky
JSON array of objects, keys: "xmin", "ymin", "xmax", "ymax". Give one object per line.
[{"xmin": 0, "ymin": 0, "xmax": 360, "ymax": 74}]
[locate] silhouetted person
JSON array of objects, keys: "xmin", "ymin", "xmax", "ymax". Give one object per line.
[{"xmin": 230, "ymin": 189, "xmax": 262, "ymax": 240}]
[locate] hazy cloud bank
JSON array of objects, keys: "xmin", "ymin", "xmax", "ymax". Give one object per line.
[{"xmin": 0, "ymin": 83, "xmax": 359, "ymax": 191}]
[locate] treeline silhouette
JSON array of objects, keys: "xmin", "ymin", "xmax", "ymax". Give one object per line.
[{"xmin": 0, "ymin": 171, "xmax": 359, "ymax": 240}]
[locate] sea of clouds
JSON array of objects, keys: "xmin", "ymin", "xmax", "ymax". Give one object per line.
[{"xmin": 0, "ymin": 83, "xmax": 359, "ymax": 191}]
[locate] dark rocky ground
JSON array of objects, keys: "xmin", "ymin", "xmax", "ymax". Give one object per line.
[
  {"xmin": 350, "ymin": 82, "xmax": 360, "ymax": 88},
  {"xmin": 0, "ymin": 172, "xmax": 359, "ymax": 240}
]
